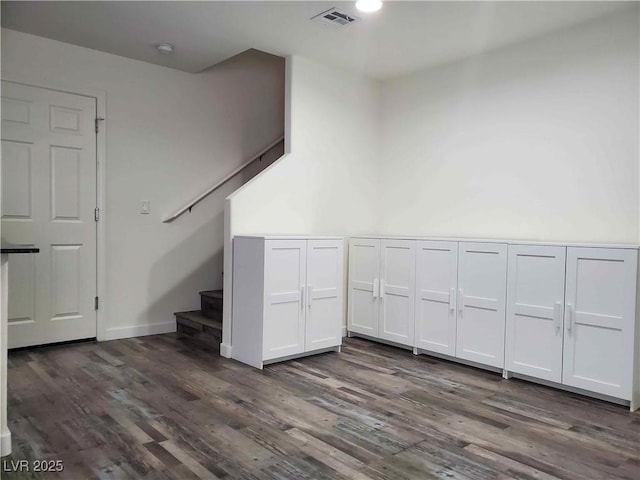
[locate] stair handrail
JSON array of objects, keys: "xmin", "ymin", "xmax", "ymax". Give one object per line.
[{"xmin": 163, "ymin": 135, "xmax": 285, "ymax": 223}]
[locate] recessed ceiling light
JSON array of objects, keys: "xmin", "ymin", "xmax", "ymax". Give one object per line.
[
  {"xmin": 356, "ymin": 0, "xmax": 382, "ymax": 13},
  {"xmin": 155, "ymin": 43, "xmax": 175, "ymax": 54}
]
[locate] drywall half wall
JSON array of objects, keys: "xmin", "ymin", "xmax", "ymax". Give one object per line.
[
  {"xmin": 378, "ymin": 9, "xmax": 639, "ymax": 244},
  {"xmin": 221, "ymin": 56, "xmax": 380, "ymax": 356},
  {"xmin": 1, "ymin": 28, "xmax": 284, "ymax": 339}
]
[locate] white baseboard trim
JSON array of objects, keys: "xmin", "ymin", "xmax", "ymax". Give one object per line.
[
  {"xmin": 219, "ymin": 342, "xmax": 232, "ymax": 358},
  {"xmin": 104, "ymin": 321, "xmax": 176, "ymax": 341},
  {"xmin": 1, "ymin": 429, "xmax": 12, "ymax": 456}
]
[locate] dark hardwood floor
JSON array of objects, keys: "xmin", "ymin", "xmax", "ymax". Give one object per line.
[{"xmin": 3, "ymin": 335, "xmax": 639, "ymax": 479}]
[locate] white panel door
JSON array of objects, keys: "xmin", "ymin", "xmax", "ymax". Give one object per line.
[
  {"xmin": 305, "ymin": 240, "xmax": 344, "ymax": 351},
  {"xmin": 415, "ymin": 240, "xmax": 458, "ymax": 355},
  {"xmin": 348, "ymin": 238, "xmax": 380, "ymax": 337},
  {"xmin": 563, "ymin": 247, "xmax": 637, "ymax": 399},
  {"xmin": 505, "ymin": 245, "xmax": 566, "ymax": 382},
  {"xmin": 457, "ymin": 242, "xmax": 507, "ymax": 367},
  {"xmin": 379, "ymin": 239, "xmax": 415, "ymax": 346},
  {"xmin": 1, "ymin": 81, "xmax": 97, "ymax": 348},
  {"xmin": 263, "ymin": 240, "xmax": 307, "ymax": 361}
]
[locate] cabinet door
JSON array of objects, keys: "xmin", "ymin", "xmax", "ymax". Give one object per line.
[
  {"xmin": 263, "ymin": 240, "xmax": 307, "ymax": 361},
  {"xmin": 305, "ymin": 240, "xmax": 344, "ymax": 351},
  {"xmin": 505, "ymin": 245, "xmax": 565, "ymax": 382},
  {"xmin": 563, "ymin": 247, "xmax": 637, "ymax": 399},
  {"xmin": 457, "ymin": 242, "xmax": 508, "ymax": 367},
  {"xmin": 379, "ymin": 239, "xmax": 416, "ymax": 346},
  {"xmin": 348, "ymin": 238, "xmax": 380, "ymax": 337},
  {"xmin": 415, "ymin": 241, "xmax": 458, "ymax": 355}
]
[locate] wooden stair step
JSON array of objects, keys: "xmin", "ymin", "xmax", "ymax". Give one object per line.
[
  {"xmin": 199, "ymin": 290, "xmax": 223, "ymax": 301},
  {"xmin": 175, "ymin": 310, "xmax": 222, "ymax": 333}
]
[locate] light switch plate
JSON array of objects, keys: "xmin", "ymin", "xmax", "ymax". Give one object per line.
[{"xmin": 141, "ymin": 200, "xmax": 150, "ymax": 214}]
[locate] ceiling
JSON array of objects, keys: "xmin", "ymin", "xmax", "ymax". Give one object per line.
[{"xmin": 1, "ymin": 1, "xmax": 635, "ymax": 79}]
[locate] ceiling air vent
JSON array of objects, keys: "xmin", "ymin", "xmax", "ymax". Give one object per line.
[{"xmin": 312, "ymin": 8, "xmax": 359, "ymax": 27}]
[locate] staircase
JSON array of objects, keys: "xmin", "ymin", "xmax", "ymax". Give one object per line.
[
  {"xmin": 167, "ymin": 137, "xmax": 285, "ymax": 350},
  {"xmin": 174, "ymin": 290, "xmax": 223, "ymax": 342}
]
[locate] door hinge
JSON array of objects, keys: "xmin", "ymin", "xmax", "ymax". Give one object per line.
[
  {"xmin": 94, "ymin": 296, "xmax": 99, "ymax": 310},
  {"xmin": 94, "ymin": 207, "xmax": 100, "ymax": 222},
  {"xmin": 95, "ymin": 117, "xmax": 104, "ymax": 133}
]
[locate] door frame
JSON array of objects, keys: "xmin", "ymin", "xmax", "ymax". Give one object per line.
[{"xmin": 1, "ymin": 77, "xmax": 108, "ymax": 341}]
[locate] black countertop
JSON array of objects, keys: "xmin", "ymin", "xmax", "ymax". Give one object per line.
[{"xmin": 1, "ymin": 241, "xmax": 39, "ymax": 254}]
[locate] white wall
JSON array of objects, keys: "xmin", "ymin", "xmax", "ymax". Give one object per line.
[
  {"xmin": 378, "ymin": 11, "xmax": 639, "ymax": 244},
  {"xmin": 1, "ymin": 29, "xmax": 284, "ymax": 338},
  {"xmin": 229, "ymin": 56, "xmax": 380, "ymax": 236},
  {"xmin": 221, "ymin": 56, "xmax": 380, "ymax": 354}
]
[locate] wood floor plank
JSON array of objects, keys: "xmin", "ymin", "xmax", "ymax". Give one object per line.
[{"xmin": 2, "ymin": 335, "xmax": 638, "ymax": 479}]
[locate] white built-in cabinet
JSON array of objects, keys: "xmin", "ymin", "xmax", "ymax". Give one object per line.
[
  {"xmin": 230, "ymin": 234, "xmax": 639, "ymax": 406},
  {"xmin": 562, "ymin": 247, "xmax": 637, "ymax": 399},
  {"xmin": 232, "ymin": 236, "xmax": 343, "ymax": 369},
  {"xmin": 415, "ymin": 241, "xmax": 458, "ymax": 356},
  {"xmin": 456, "ymin": 242, "xmax": 507, "ymax": 368},
  {"xmin": 414, "ymin": 240, "xmax": 508, "ymax": 368},
  {"xmin": 505, "ymin": 245, "xmax": 566, "ymax": 383},
  {"xmin": 348, "ymin": 239, "xmax": 415, "ymax": 347},
  {"xmin": 305, "ymin": 240, "xmax": 345, "ymax": 352},
  {"xmin": 263, "ymin": 239, "xmax": 307, "ymax": 360},
  {"xmin": 354, "ymin": 238, "xmax": 508, "ymax": 366},
  {"xmin": 348, "ymin": 236, "xmax": 639, "ymax": 407},
  {"xmin": 348, "ymin": 238, "xmax": 380, "ymax": 337},
  {"xmin": 379, "ymin": 240, "xmax": 416, "ymax": 346},
  {"xmin": 505, "ymin": 245, "xmax": 637, "ymax": 401}
]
